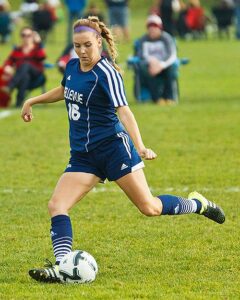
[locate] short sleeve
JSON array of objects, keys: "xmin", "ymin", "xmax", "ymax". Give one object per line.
[{"xmin": 98, "ymin": 59, "xmax": 128, "ymax": 107}]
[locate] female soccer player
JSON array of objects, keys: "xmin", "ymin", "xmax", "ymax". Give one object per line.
[{"xmin": 21, "ymin": 16, "xmax": 225, "ymax": 283}]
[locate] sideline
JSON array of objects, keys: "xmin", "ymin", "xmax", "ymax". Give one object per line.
[
  {"xmin": 0, "ymin": 110, "xmax": 14, "ymax": 120},
  {"xmin": 1, "ymin": 186, "xmax": 239, "ymax": 194}
]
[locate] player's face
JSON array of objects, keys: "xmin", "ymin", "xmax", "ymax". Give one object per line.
[{"xmin": 73, "ymin": 32, "xmax": 102, "ymax": 69}]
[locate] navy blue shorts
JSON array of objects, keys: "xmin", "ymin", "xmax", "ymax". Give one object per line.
[{"xmin": 64, "ymin": 132, "xmax": 144, "ymax": 182}]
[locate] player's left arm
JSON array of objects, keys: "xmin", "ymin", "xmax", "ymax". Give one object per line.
[{"xmin": 117, "ymin": 106, "xmax": 157, "ymax": 160}]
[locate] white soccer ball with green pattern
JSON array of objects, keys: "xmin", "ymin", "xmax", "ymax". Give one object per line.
[{"xmin": 59, "ymin": 250, "xmax": 98, "ymax": 283}]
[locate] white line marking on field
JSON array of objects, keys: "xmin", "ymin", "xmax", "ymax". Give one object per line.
[
  {"xmin": 0, "ymin": 186, "xmax": 240, "ymax": 194},
  {"xmin": 0, "ymin": 110, "xmax": 13, "ymax": 119}
]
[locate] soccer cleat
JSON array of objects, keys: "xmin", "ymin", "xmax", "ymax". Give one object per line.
[
  {"xmin": 29, "ymin": 259, "xmax": 61, "ymax": 283},
  {"xmin": 188, "ymin": 191, "xmax": 225, "ymax": 224}
]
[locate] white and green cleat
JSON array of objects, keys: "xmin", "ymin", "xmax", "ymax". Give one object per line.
[{"xmin": 188, "ymin": 191, "xmax": 225, "ymax": 224}]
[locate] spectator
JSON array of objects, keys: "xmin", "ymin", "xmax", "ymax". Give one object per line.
[
  {"xmin": 104, "ymin": 0, "xmax": 130, "ymax": 41},
  {"xmin": 134, "ymin": 15, "xmax": 177, "ymax": 105},
  {"xmin": 44, "ymin": 0, "xmax": 60, "ymax": 23},
  {"xmin": 84, "ymin": 3, "xmax": 105, "ymax": 22},
  {"xmin": 176, "ymin": 0, "xmax": 189, "ymax": 38},
  {"xmin": 185, "ymin": 0, "xmax": 205, "ymax": 37},
  {"xmin": 212, "ymin": 0, "xmax": 235, "ymax": 38},
  {"xmin": 176, "ymin": 0, "xmax": 206, "ymax": 39},
  {"xmin": 0, "ymin": 0, "xmax": 10, "ymax": 10},
  {"xmin": 20, "ymin": 0, "xmax": 39, "ymax": 16},
  {"xmin": 235, "ymin": 0, "xmax": 240, "ymax": 39},
  {"xmin": 32, "ymin": 2, "xmax": 56, "ymax": 42},
  {"xmin": 156, "ymin": 0, "xmax": 181, "ymax": 35},
  {"xmin": 64, "ymin": 0, "xmax": 87, "ymax": 45},
  {"xmin": 0, "ymin": 1, "xmax": 12, "ymax": 43},
  {"xmin": 56, "ymin": 44, "xmax": 78, "ymax": 74},
  {"xmin": 1, "ymin": 27, "xmax": 46, "ymax": 107},
  {"xmin": 0, "ymin": 65, "xmax": 13, "ymax": 107}
]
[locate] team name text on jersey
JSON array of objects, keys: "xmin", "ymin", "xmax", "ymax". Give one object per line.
[{"xmin": 64, "ymin": 87, "xmax": 83, "ymax": 104}]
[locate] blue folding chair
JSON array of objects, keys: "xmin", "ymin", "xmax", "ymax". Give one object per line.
[{"xmin": 127, "ymin": 40, "xmax": 189, "ymax": 103}]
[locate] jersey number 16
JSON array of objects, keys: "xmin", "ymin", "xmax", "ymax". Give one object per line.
[{"xmin": 68, "ymin": 103, "xmax": 81, "ymax": 121}]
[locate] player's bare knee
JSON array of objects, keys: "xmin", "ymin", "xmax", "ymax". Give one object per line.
[{"xmin": 48, "ymin": 197, "xmax": 68, "ymax": 215}]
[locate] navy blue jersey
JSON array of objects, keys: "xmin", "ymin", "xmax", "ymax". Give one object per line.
[{"xmin": 61, "ymin": 57, "xmax": 128, "ymax": 153}]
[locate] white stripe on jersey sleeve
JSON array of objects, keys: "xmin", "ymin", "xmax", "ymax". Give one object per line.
[
  {"xmin": 98, "ymin": 62, "xmax": 118, "ymax": 107},
  {"xmin": 105, "ymin": 59, "xmax": 127, "ymax": 104},
  {"xmin": 102, "ymin": 59, "xmax": 125, "ymax": 106}
]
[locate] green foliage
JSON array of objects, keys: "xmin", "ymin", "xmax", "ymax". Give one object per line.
[{"xmin": 0, "ymin": 10, "xmax": 240, "ymax": 300}]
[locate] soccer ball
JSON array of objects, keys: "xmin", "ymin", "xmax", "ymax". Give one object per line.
[{"xmin": 59, "ymin": 250, "xmax": 98, "ymax": 284}]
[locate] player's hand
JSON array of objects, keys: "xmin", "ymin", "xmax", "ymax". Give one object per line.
[
  {"xmin": 21, "ymin": 101, "xmax": 33, "ymax": 122},
  {"xmin": 138, "ymin": 148, "xmax": 157, "ymax": 160}
]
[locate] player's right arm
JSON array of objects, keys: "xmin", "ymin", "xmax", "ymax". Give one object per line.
[{"xmin": 21, "ymin": 85, "xmax": 64, "ymax": 122}]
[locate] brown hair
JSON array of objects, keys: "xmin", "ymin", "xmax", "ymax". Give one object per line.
[{"xmin": 73, "ymin": 16, "xmax": 121, "ymax": 73}]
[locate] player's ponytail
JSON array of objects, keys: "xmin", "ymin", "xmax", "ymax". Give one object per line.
[{"xmin": 73, "ymin": 16, "xmax": 122, "ymax": 73}]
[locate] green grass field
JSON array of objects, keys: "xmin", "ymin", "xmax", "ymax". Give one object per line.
[{"xmin": 0, "ymin": 6, "xmax": 240, "ymax": 300}]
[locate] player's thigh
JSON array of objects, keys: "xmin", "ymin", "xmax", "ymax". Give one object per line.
[
  {"xmin": 49, "ymin": 172, "xmax": 100, "ymax": 211},
  {"xmin": 115, "ymin": 169, "xmax": 162, "ymax": 216}
]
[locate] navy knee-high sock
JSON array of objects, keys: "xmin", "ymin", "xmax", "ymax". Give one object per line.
[
  {"xmin": 50, "ymin": 215, "xmax": 73, "ymax": 264},
  {"xmin": 158, "ymin": 195, "xmax": 202, "ymax": 215}
]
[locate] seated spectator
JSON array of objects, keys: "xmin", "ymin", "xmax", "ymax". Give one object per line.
[
  {"xmin": 185, "ymin": 0, "xmax": 206, "ymax": 37},
  {"xmin": 176, "ymin": 0, "xmax": 206, "ymax": 39},
  {"xmin": 1, "ymin": 27, "xmax": 46, "ymax": 107},
  {"xmin": 57, "ymin": 43, "xmax": 78, "ymax": 74},
  {"xmin": 0, "ymin": 1, "xmax": 12, "ymax": 43},
  {"xmin": 32, "ymin": 2, "xmax": 56, "ymax": 41},
  {"xmin": 0, "ymin": 65, "xmax": 13, "ymax": 107},
  {"xmin": 212, "ymin": 0, "xmax": 235, "ymax": 38},
  {"xmin": 45, "ymin": 0, "xmax": 61, "ymax": 22},
  {"xmin": 235, "ymin": 0, "xmax": 240, "ymax": 39},
  {"xmin": 134, "ymin": 15, "xmax": 177, "ymax": 105}
]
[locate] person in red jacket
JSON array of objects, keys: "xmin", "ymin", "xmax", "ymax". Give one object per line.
[
  {"xmin": 185, "ymin": 0, "xmax": 205, "ymax": 32},
  {"xmin": 2, "ymin": 26, "xmax": 46, "ymax": 107}
]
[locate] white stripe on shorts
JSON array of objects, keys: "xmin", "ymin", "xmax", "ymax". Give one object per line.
[{"xmin": 117, "ymin": 132, "xmax": 131, "ymax": 158}]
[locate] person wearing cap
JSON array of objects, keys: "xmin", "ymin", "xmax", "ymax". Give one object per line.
[{"xmin": 134, "ymin": 14, "xmax": 178, "ymax": 105}]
